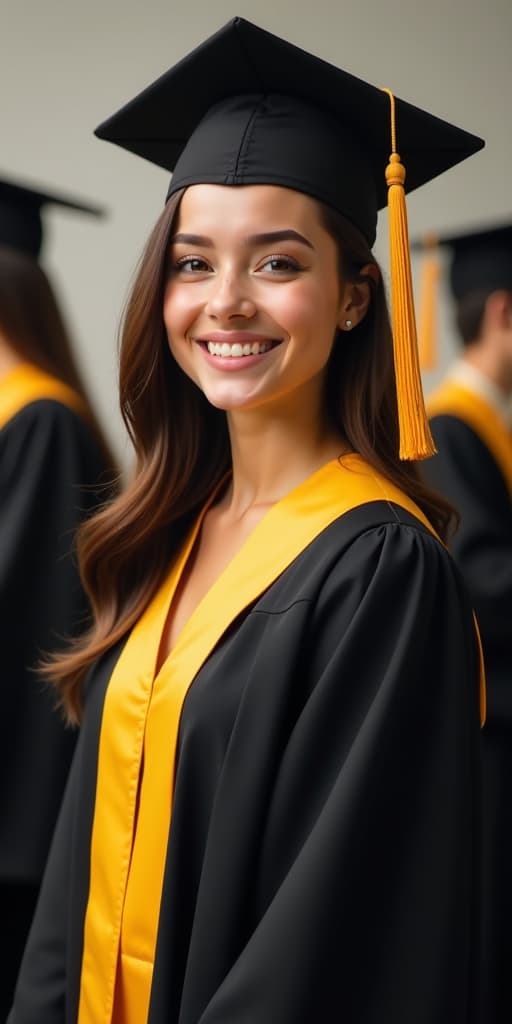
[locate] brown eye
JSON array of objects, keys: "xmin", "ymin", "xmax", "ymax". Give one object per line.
[
  {"xmin": 174, "ymin": 256, "xmax": 211, "ymax": 273},
  {"xmin": 258, "ymin": 255, "xmax": 302, "ymax": 273}
]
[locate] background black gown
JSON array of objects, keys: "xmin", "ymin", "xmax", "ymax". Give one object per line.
[
  {"xmin": 0, "ymin": 391, "xmax": 112, "ymax": 1020},
  {"xmin": 8, "ymin": 483, "xmax": 483, "ymax": 1024},
  {"xmin": 423, "ymin": 409, "xmax": 512, "ymax": 1024}
]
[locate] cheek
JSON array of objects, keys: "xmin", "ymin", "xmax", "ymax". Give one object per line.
[
  {"xmin": 163, "ymin": 293, "xmax": 190, "ymax": 372},
  {"xmin": 163, "ymin": 284, "xmax": 198, "ymax": 342},
  {"xmin": 269, "ymin": 280, "xmax": 320, "ymax": 327},
  {"xmin": 274, "ymin": 278, "xmax": 341, "ymax": 337}
]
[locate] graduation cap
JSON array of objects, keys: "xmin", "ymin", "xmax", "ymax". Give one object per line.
[
  {"xmin": 94, "ymin": 15, "xmax": 484, "ymax": 460},
  {"xmin": 0, "ymin": 175, "xmax": 105, "ymax": 260},
  {"xmin": 443, "ymin": 222, "xmax": 512, "ymax": 300},
  {"xmin": 413, "ymin": 220, "xmax": 512, "ymax": 369}
]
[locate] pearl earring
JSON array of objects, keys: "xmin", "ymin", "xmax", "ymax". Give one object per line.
[{"xmin": 345, "ymin": 319, "xmax": 352, "ymax": 329}]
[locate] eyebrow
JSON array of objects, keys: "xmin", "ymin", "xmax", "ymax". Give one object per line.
[
  {"xmin": 170, "ymin": 230, "xmax": 314, "ymax": 250},
  {"xmin": 246, "ymin": 230, "xmax": 314, "ymax": 250}
]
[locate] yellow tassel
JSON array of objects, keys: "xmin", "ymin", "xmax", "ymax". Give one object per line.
[
  {"xmin": 382, "ymin": 88, "xmax": 436, "ymax": 460},
  {"xmin": 417, "ymin": 233, "xmax": 440, "ymax": 371}
]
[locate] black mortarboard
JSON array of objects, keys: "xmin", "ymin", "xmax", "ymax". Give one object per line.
[
  {"xmin": 94, "ymin": 15, "xmax": 485, "ymax": 460},
  {"xmin": 95, "ymin": 16, "xmax": 483, "ymax": 249},
  {"xmin": 0, "ymin": 176, "xmax": 104, "ymax": 260},
  {"xmin": 412, "ymin": 221, "xmax": 512, "ymax": 369},
  {"xmin": 437, "ymin": 222, "xmax": 512, "ymax": 301}
]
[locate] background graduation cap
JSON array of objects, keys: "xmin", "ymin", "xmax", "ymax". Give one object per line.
[
  {"xmin": 0, "ymin": 175, "xmax": 105, "ymax": 261},
  {"xmin": 94, "ymin": 15, "xmax": 485, "ymax": 459},
  {"xmin": 413, "ymin": 220, "xmax": 512, "ymax": 369}
]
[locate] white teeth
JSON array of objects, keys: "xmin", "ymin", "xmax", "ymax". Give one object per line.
[{"xmin": 206, "ymin": 340, "xmax": 273, "ymax": 357}]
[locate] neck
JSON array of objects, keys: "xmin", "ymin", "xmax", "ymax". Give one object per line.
[
  {"xmin": 223, "ymin": 398, "xmax": 347, "ymax": 517},
  {"xmin": 0, "ymin": 335, "xmax": 25, "ymax": 381},
  {"xmin": 464, "ymin": 343, "xmax": 512, "ymax": 398}
]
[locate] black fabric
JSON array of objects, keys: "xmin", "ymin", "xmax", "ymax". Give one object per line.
[
  {"xmin": 423, "ymin": 415, "xmax": 512, "ymax": 724},
  {"xmin": 412, "ymin": 221, "xmax": 512, "ymax": 301},
  {"xmin": 422, "ymin": 413, "xmax": 512, "ymax": 1024},
  {"xmin": 166, "ymin": 93, "xmax": 377, "ymax": 244},
  {"xmin": 0, "ymin": 177, "xmax": 104, "ymax": 258},
  {"xmin": 0, "ymin": 881, "xmax": 40, "ymax": 1024},
  {"xmin": 0, "ymin": 399, "xmax": 111, "ymax": 1017},
  {"xmin": 450, "ymin": 239, "xmax": 512, "ymax": 301},
  {"xmin": 479, "ymin": 731, "xmax": 512, "ymax": 1024},
  {"xmin": 94, "ymin": 16, "xmax": 484, "ymax": 246},
  {"xmin": 0, "ymin": 200, "xmax": 42, "ymax": 259},
  {"xmin": 8, "ymin": 502, "xmax": 482, "ymax": 1024}
]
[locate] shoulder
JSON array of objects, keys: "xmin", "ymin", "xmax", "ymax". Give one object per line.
[
  {"xmin": 427, "ymin": 412, "xmax": 507, "ymax": 495},
  {"xmin": 1, "ymin": 396, "xmax": 106, "ymax": 459},
  {"xmin": 0, "ymin": 398, "xmax": 110, "ymax": 490},
  {"xmin": 260, "ymin": 499, "xmax": 463, "ymax": 619},
  {"xmin": 2, "ymin": 395, "xmax": 91, "ymax": 436},
  {"xmin": 304, "ymin": 504, "xmax": 478, "ymax": 678},
  {"xmin": 310, "ymin": 499, "xmax": 444, "ymax": 571},
  {"xmin": 429, "ymin": 412, "xmax": 488, "ymax": 454},
  {"xmin": 320, "ymin": 500, "xmax": 457, "ymax": 587},
  {"xmin": 318, "ymin": 502, "xmax": 472, "ymax": 623}
]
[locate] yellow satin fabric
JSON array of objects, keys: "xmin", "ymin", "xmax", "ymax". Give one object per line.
[
  {"xmin": 78, "ymin": 456, "xmax": 475, "ymax": 1023},
  {"xmin": 0, "ymin": 362, "xmax": 87, "ymax": 429}
]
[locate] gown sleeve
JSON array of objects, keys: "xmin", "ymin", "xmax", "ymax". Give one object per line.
[{"xmin": 191, "ymin": 521, "xmax": 481, "ymax": 1024}]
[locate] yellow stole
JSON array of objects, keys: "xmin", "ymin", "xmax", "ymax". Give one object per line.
[
  {"xmin": 427, "ymin": 379, "xmax": 512, "ymax": 498},
  {"xmin": 0, "ymin": 362, "xmax": 88, "ymax": 429},
  {"xmin": 77, "ymin": 455, "xmax": 485, "ymax": 1024}
]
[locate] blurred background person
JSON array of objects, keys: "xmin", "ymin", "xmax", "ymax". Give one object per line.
[
  {"xmin": 417, "ymin": 222, "xmax": 512, "ymax": 1024},
  {"xmin": 0, "ymin": 176, "xmax": 118, "ymax": 1019}
]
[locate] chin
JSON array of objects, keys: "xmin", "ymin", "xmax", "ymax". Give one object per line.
[{"xmin": 201, "ymin": 388, "xmax": 262, "ymax": 412}]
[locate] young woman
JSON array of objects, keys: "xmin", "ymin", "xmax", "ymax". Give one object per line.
[
  {"xmin": 9, "ymin": 18, "xmax": 485, "ymax": 1024},
  {"xmin": 0, "ymin": 181, "xmax": 117, "ymax": 1020}
]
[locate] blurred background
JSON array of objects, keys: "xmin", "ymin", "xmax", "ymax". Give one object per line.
[{"xmin": 2, "ymin": 0, "xmax": 510, "ymax": 467}]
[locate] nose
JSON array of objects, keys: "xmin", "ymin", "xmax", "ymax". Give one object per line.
[{"xmin": 204, "ymin": 269, "xmax": 256, "ymax": 321}]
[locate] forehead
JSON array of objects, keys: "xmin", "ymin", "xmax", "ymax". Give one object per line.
[{"xmin": 174, "ymin": 183, "xmax": 325, "ymax": 233}]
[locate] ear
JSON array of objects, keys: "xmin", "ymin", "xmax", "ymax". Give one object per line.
[
  {"xmin": 504, "ymin": 290, "xmax": 512, "ymax": 328},
  {"xmin": 484, "ymin": 289, "xmax": 512, "ymax": 330},
  {"xmin": 338, "ymin": 263, "xmax": 380, "ymax": 331}
]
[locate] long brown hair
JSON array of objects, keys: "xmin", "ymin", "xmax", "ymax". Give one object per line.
[
  {"xmin": 45, "ymin": 188, "xmax": 455, "ymax": 722},
  {"xmin": 0, "ymin": 243, "xmax": 116, "ymax": 469}
]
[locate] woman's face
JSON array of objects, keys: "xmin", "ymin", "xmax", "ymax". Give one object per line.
[{"xmin": 163, "ymin": 184, "xmax": 353, "ymax": 416}]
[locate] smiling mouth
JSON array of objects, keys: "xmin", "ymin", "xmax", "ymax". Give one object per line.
[{"xmin": 200, "ymin": 339, "xmax": 281, "ymax": 358}]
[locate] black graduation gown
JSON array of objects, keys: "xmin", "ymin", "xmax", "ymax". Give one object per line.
[
  {"xmin": 423, "ymin": 413, "xmax": 512, "ymax": 724},
  {"xmin": 0, "ymin": 364, "xmax": 112, "ymax": 1019},
  {"xmin": 8, "ymin": 460, "xmax": 482, "ymax": 1024},
  {"xmin": 422, "ymin": 382, "xmax": 512, "ymax": 1024}
]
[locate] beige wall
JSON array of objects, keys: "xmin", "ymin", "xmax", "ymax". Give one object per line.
[{"xmin": 2, "ymin": 0, "xmax": 510, "ymax": 464}]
